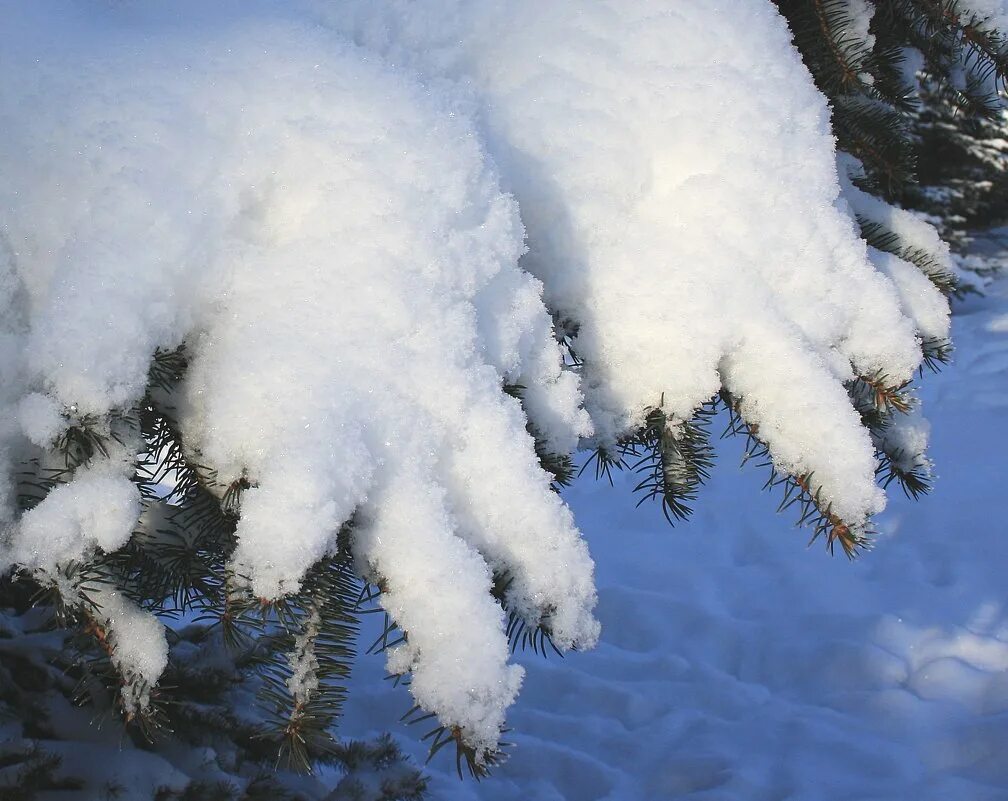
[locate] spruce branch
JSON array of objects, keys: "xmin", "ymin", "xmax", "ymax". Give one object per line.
[
  {"xmin": 401, "ymin": 705, "xmax": 508, "ymax": 782},
  {"xmin": 491, "ymin": 571, "xmax": 564, "ymax": 657},
  {"xmin": 847, "ymin": 374, "xmax": 935, "ymax": 500},
  {"xmin": 848, "ymin": 372, "xmax": 915, "ymax": 414},
  {"xmin": 857, "ymin": 216, "xmax": 961, "ymax": 295},
  {"xmin": 581, "ymin": 396, "xmax": 718, "ymax": 525},
  {"xmin": 720, "ymin": 393, "xmax": 870, "ymax": 558},
  {"xmin": 252, "ymin": 556, "xmax": 359, "ymax": 774}
]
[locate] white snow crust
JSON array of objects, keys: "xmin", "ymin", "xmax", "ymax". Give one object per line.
[{"xmin": 0, "ymin": 0, "xmax": 593, "ymax": 749}]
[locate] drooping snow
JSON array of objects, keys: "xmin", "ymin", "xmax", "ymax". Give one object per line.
[
  {"xmin": 317, "ymin": 0, "xmax": 937, "ymax": 526},
  {"xmin": 0, "ymin": 0, "xmax": 960, "ymax": 756},
  {"xmin": 0, "ymin": 0, "xmax": 594, "ymax": 750},
  {"xmin": 16, "ymin": 393, "xmax": 65, "ymax": 448},
  {"xmin": 869, "ymin": 249, "xmax": 951, "ymax": 343},
  {"xmin": 90, "ymin": 586, "xmax": 169, "ymax": 716}
]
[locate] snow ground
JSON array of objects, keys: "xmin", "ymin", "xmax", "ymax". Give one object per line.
[{"xmin": 343, "ymin": 248, "xmax": 1008, "ymax": 800}]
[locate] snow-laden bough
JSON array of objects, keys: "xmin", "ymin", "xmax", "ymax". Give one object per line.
[
  {"xmin": 0, "ymin": 1, "xmax": 594, "ymax": 751},
  {"xmin": 318, "ymin": 0, "xmax": 951, "ymax": 529},
  {"xmin": 0, "ymin": 0, "xmax": 956, "ymax": 756}
]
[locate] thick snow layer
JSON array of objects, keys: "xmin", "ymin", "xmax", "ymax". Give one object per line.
[
  {"xmin": 318, "ymin": 0, "xmax": 937, "ymax": 526},
  {"xmin": 0, "ymin": 0, "xmax": 961, "ymax": 757},
  {"xmin": 0, "ymin": 0, "xmax": 594, "ymax": 750},
  {"xmin": 344, "ymin": 265, "xmax": 1008, "ymax": 800}
]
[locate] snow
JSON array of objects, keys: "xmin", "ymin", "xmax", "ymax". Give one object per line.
[
  {"xmin": 0, "ymin": 0, "xmax": 593, "ymax": 750},
  {"xmin": 962, "ymin": 0, "xmax": 1008, "ymax": 31},
  {"xmin": 840, "ymin": 160, "xmax": 958, "ymax": 283},
  {"xmin": 16, "ymin": 393, "xmax": 65, "ymax": 448},
  {"xmin": 319, "ymin": 0, "xmax": 938, "ymax": 529},
  {"xmin": 343, "ymin": 263, "xmax": 1008, "ymax": 800},
  {"xmin": 0, "ymin": 0, "xmax": 961, "ymax": 758},
  {"xmin": 843, "ymin": 0, "xmax": 877, "ymax": 53},
  {"xmin": 90, "ymin": 586, "xmax": 169, "ymax": 716},
  {"xmin": 9, "ymin": 460, "xmax": 140, "ymax": 574},
  {"xmin": 287, "ymin": 605, "xmax": 323, "ymax": 706},
  {"xmin": 868, "ymin": 249, "xmax": 951, "ymax": 343}
]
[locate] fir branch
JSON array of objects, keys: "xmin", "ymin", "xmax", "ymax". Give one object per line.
[
  {"xmin": 848, "ymin": 372, "xmax": 914, "ymax": 414},
  {"xmin": 252, "ymin": 556, "xmax": 360, "ymax": 774},
  {"xmin": 577, "ymin": 444, "xmax": 629, "ymax": 486},
  {"xmin": 847, "ymin": 374, "xmax": 934, "ymax": 500},
  {"xmin": 0, "ymin": 743, "xmax": 84, "ymax": 799},
  {"xmin": 491, "ymin": 571, "xmax": 564, "ymax": 657},
  {"xmin": 833, "ymin": 96, "xmax": 918, "ymax": 192},
  {"xmin": 401, "ymin": 708, "xmax": 508, "ymax": 782},
  {"xmin": 720, "ymin": 395, "xmax": 870, "ymax": 558},
  {"xmin": 876, "ymin": 446, "xmax": 933, "ymax": 499},
  {"xmin": 624, "ymin": 399, "xmax": 718, "ymax": 524},
  {"xmin": 857, "ymin": 216, "xmax": 961, "ymax": 294},
  {"xmin": 920, "ymin": 335, "xmax": 953, "ymax": 372},
  {"xmin": 778, "ymin": 0, "xmax": 878, "ymax": 97},
  {"xmin": 580, "ymin": 397, "xmax": 719, "ymax": 524}
]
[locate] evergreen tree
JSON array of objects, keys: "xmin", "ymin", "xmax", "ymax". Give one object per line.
[
  {"xmin": 903, "ymin": 78, "xmax": 1008, "ymax": 245},
  {"xmin": 0, "ymin": 1, "xmax": 1005, "ymax": 793}
]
